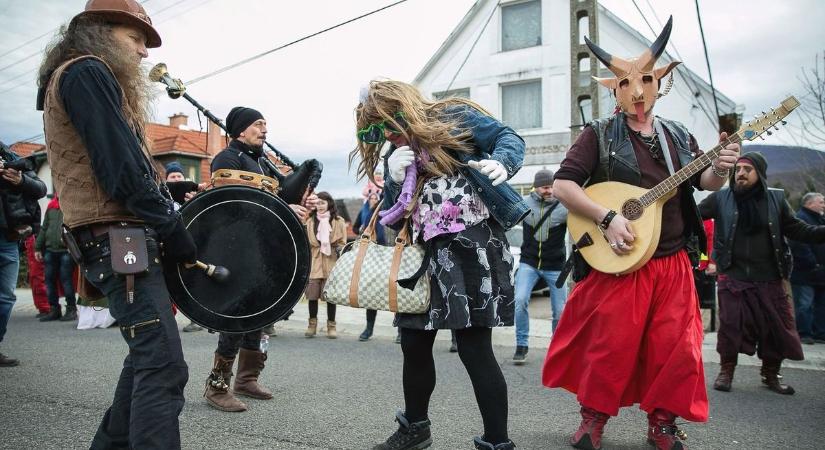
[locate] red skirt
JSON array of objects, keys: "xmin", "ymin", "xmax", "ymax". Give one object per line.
[{"xmin": 542, "ymin": 250, "xmax": 708, "ymax": 422}]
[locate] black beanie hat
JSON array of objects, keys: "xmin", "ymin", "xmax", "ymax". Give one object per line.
[
  {"xmin": 533, "ymin": 169, "xmax": 555, "ymax": 188},
  {"xmin": 226, "ymin": 106, "xmax": 264, "ymax": 138}
]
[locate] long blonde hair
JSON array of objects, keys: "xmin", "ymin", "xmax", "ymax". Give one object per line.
[{"xmin": 349, "ymin": 80, "xmax": 493, "ymax": 183}]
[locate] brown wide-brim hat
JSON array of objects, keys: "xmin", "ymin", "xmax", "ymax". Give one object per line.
[{"xmin": 71, "ymin": 0, "xmax": 161, "ymax": 48}]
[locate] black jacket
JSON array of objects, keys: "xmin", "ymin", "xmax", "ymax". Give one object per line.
[
  {"xmin": 519, "ymin": 192, "xmax": 567, "ymax": 271},
  {"xmin": 211, "ymin": 139, "xmax": 275, "ymax": 176},
  {"xmin": 789, "ymin": 207, "xmax": 825, "ymax": 286},
  {"xmin": 0, "ymin": 144, "xmax": 47, "ymax": 235}
]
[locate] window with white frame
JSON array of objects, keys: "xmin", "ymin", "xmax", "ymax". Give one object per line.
[
  {"xmin": 501, "ymin": 80, "xmax": 542, "ymax": 129},
  {"xmin": 501, "ymin": 0, "xmax": 541, "ymax": 52}
]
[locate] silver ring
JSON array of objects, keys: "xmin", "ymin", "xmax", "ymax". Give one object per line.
[
  {"xmin": 609, "ymin": 243, "xmax": 618, "ymax": 249},
  {"xmin": 618, "ymin": 241, "xmax": 626, "ymax": 247}
]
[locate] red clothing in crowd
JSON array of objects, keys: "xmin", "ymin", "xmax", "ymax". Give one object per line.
[{"xmin": 25, "ymin": 235, "xmax": 49, "ymax": 314}]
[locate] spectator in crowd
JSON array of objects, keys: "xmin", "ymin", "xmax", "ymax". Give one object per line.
[
  {"xmin": 694, "ymin": 218, "xmax": 718, "ymax": 328},
  {"xmin": 304, "ymin": 191, "xmax": 347, "ymax": 339},
  {"xmin": 512, "ymin": 169, "xmax": 568, "ymax": 365},
  {"xmin": 164, "ymin": 161, "xmax": 202, "ymax": 333},
  {"xmin": 0, "ymin": 141, "xmax": 47, "ymax": 367},
  {"xmin": 353, "ymin": 192, "xmax": 385, "ymax": 342},
  {"xmin": 35, "ymin": 194, "xmax": 77, "ymax": 322},
  {"xmin": 24, "ymin": 234, "xmax": 50, "ymax": 317},
  {"xmin": 789, "ymin": 192, "xmax": 825, "ymax": 345},
  {"xmin": 699, "ymin": 153, "xmax": 825, "ymax": 394}
]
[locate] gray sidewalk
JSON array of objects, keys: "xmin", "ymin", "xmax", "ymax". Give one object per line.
[{"xmin": 14, "ymin": 288, "xmax": 825, "ymax": 370}]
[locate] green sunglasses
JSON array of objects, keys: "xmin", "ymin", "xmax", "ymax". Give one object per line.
[{"xmin": 357, "ymin": 112, "xmax": 408, "ymax": 144}]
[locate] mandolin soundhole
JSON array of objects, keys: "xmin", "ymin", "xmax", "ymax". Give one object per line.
[{"xmin": 621, "ymin": 199, "xmax": 644, "ymax": 221}]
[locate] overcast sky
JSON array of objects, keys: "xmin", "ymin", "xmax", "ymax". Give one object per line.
[{"xmin": 0, "ymin": 0, "xmax": 823, "ymax": 197}]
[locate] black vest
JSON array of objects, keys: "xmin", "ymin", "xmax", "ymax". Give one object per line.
[
  {"xmin": 586, "ymin": 113, "xmax": 706, "ymax": 257},
  {"xmin": 712, "ymin": 187, "xmax": 793, "ymax": 279}
]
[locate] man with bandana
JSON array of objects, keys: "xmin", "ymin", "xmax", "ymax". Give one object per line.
[
  {"xmin": 541, "ymin": 18, "xmax": 739, "ymax": 450},
  {"xmin": 203, "ymin": 106, "xmax": 315, "ymax": 412},
  {"xmin": 699, "ymin": 153, "xmax": 825, "ymax": 395}
]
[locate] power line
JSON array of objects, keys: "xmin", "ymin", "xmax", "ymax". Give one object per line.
[
  {"xmin": 444, "ymin": 0, "xmax": 501, "ymax": 93},
  {"xmin": 186, "ymin": 0, "xmax": 408, "ymax": 85},
  {"xmin": 0, "ymin": 0, "xmax": 188, "ymax": 77},
  {"xmin": 629, "ymin": 0, "xmax": 718, "ymax": 129},
  {"xmin": 694, "ymin": 0, "xmax": 721, "ymax": 121}
]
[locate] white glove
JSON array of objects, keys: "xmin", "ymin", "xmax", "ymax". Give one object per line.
[
  {"xmin": 386, "ymin": 146, "xmax": 414, "ymax": 183},
  {"xmin": 468, "ymin": 159, "xmax": 508, "ymax": 186}
]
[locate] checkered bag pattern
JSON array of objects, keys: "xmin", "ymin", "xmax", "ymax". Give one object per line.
[{"xmin": 324, "ymin": 238, "xmax": 430, "ymax": 314}]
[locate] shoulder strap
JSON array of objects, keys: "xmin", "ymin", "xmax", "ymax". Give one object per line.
[{"xmin": 533, "ymin": 201, "xmax": 560, "ymax": 230}]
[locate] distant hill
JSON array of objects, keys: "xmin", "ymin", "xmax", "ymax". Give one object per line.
[{"xmin": 742, "ymin": 145, "xmax": 825, "ymax": 206}]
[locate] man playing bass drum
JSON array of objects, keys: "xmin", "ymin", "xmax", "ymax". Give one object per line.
[{"xmin": 202, "ymin": 106, "xmax": 316, "ymax": 412}]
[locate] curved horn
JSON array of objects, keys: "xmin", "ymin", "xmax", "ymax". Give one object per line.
[
  {"xmin": 584, "ymin": 36, "xmax": 612, "ymax": 69},
  {"xmin": 648, "ymin": 16, "xmax": 673, "ymax": 62}
]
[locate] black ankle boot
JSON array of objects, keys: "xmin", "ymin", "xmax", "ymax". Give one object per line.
[
  {"xmin": 60, "ymin": 306, "xmax": 78, "ymax": 322},
  {"xmin": 39, "ymin": 306, "xmax": 62, "ymax": 322},
  {"xmin": 372, "ymin": 410, "xmax": 432, "ymax": 450},
  {"xmin": 360, "ymin": 322, "xmax": 375, "ymax": 341},
  {"xmin": 474, "ymin": 436, "xmax": 516, "ymax": 449}
]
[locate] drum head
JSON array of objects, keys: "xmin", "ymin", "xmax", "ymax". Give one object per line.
[{"xmin": 164, "ymin": 185, "xmax": 310, "ymax": 333}]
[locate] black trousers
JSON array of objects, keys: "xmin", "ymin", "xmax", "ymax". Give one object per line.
[
  {"xmin": 79, "ymin": 232, "xmax": 189, "ymax": 450},
  {"xmin": 217, "ymin": 330, "xmax": 263, "ymax": 358}
]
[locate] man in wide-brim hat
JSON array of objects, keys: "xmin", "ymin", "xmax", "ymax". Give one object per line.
[{"xmin": 37, "ymin": 1, "xmax": 196, "ymax": 448}]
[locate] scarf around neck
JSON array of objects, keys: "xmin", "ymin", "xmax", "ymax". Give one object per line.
[
  {"xmin": 733, "ymin": 183, "xmax": 765, "ymax": 235},
  {"xmin": 315, "ymin": 211, "xmax": 332, "ymax": 256}
]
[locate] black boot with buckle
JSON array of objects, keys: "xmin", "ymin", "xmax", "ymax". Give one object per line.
[{"xmin": 372, "ymin": 410, "xmax": 432, "ymax": 450}]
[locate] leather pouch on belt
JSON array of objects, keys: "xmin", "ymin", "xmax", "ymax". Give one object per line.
[
  {"xmin": 62, "ymin": 225, "xmax": 106, "ymax": 302},
  {"xmin": 108, "ymin": 226, "xmax": 149, "ymax": 304}
]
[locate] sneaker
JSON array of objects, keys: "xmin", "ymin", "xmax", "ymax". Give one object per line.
[
  {"xmin": 801, "ymin": 336, "xmax": 815, "ymax": 345},
  {"xmin": 372, "ymin": 411, "xmax": 432, "ymax": 450},
  {"xmin": 35, "ymin": 311, "xmax": 49, "ymax": 319},
  {"xmin": 262, "ymin": 324, "xmax": 276, "ymax": 336},
  {"xmin": 359, "ymin": 326, "xmax": 374, "ymax": 342},
  {"xmin": 183, "ymin": 322, "xmax": 203, "ymax": 332},
  {"xmin": 512, "ymin": 346, "xmax": 528, "ymax": 365},
  {"xmin": 0, "ymin": 352, "xmax": 19, "ymax": 367}
]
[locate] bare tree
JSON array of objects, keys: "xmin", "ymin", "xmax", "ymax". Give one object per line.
[{"xmin": 798, "ymin": 51, "xmax": 825, "ymax": 146}]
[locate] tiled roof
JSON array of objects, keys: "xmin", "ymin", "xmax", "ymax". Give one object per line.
[
  {"xmin": 145, "ymin": 123, "xmax": 213, "ymax": 156},
  {"xmin": 9, "ymin": 142, "xmax": 45, "ymax": 157}
]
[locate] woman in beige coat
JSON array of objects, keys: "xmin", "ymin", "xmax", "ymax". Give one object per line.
[{"xmin": 304, "ymin": 191, "xmax": 347, "ymax": 338}]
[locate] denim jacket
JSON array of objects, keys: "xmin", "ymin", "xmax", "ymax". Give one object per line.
[{"xmin": 381, "ymin": 106, "xmax": 529, "ymax": 230}]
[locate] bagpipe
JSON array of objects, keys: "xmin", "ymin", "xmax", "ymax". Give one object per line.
[
  {"xmin": 149, "ymin": 63, "xmax": 322, "ymax": 205},
  {"xmin": 149, "ymin": 63, "xmax": 318, "ymax": 332}
]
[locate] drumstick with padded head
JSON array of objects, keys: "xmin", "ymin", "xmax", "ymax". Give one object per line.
[{"xmin": 184, "ymin": 261, "xmax": 230, "ymax": 282}]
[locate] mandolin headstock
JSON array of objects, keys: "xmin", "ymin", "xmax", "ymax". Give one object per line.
[{"xmin": 736, "ymin": 96, "xmax": 800, "ymax": 142}]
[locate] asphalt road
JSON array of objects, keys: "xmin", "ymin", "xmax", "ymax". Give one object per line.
[{"xmin": 2, "ymin": 310, "xmax": 824, "ymax": 450}]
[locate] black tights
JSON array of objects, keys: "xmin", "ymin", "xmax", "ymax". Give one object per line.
[
  {"xmin": 400, "ymin": 327, "xmax": 509, "ymax": 445},
  {"xmin": 308, "ymin": 300, "xmax": 336, "ymax": 321}
]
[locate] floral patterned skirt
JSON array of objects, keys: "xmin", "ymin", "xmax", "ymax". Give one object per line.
[{"xmin": 395, "ymin": 219, "xmax": 515, "ymax": 330}]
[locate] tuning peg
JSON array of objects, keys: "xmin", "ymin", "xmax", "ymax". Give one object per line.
[
  {"xmin": 766, "ymin": 130, "xmax": 773, "ymax": 136},
  {"xmin": 759, "ymin": 135, "xmax": 766, "ymax": 140},
  {"xmin": 773, "ymin": 125, "xmax": 780, "ymax": 130},
  {"xmin": 781, "ymin": 120, "xmax": 787, "ymax": 125}
]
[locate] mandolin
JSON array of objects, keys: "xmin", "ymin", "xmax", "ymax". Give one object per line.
[{"xmin": 568, "ymin": 96, "xmax": 800, "ymax": 275}]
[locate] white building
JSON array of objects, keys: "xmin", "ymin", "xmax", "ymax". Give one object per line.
[{"xmin": 414, "ymin": 0, "xmax": 737, "ymax": 192}]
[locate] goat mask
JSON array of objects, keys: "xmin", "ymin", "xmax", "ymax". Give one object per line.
[{"xmin": 585, "ymin": 16, "xmax": 680, "ymax": 122}]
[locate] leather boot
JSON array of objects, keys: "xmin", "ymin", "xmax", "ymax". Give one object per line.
[
  {"xmin": 570, "ymin": 405, "xmax": 609, "ymax": 450},
  {"xmin": 39, "ymin": 305, "xmax": 62, "ymax": 322},
  {"xmin": 327, "ymin": 320, "xmax": 338, "ymax": 339},
  {"xmin": 473, "ymin": 436, "xmax": 516, "ymax": 449},
  {"xmin": 372, "ymin": 410, "xmax": 432, "ymax": 450},
  {"xmin": 204, "ymin": 353, "xmax": 247, "ymax": 412},
  {"xmin": 712, "ymin": 362, "xmax": 735, "ymax": 392},
  {"xmin": 761, "ymin": 360, "xmax": 795, "ymax": 395},
  {"xmin": 359, "ymin": 321, "xmax": 375, "ymax": 341},
  {"xmin": 305, "ymin": 318, "xmax": 317, "ymax": 337},
  {"xmin": 60, "ymin": 306, "xmax": 78, "ymax": 322},
  {"xmin": 647, "ymin": 409, "xmax": 688, "ymax": 450},
  {"xmin": 233, "ymin": 348, "xmax": 273, "ymax": 399}
]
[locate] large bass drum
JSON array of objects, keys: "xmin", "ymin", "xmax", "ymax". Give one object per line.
[{"xmin": 164, "ymin": 185, "xmax": 310, "ymax": 333}]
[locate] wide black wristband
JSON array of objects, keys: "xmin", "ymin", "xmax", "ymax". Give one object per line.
[{"xmin": 599, "ymin": 210, "xmax": 617, "ymax": 230}]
